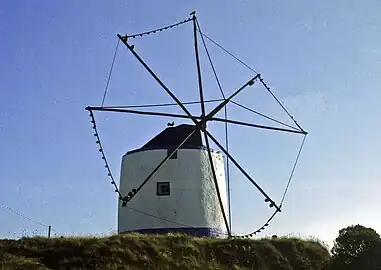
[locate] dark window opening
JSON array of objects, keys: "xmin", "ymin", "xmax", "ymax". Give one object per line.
[
  {"xmin": 157, "ymin": 182, "xmax": 170, "ymax": 196},
  {"xmin": 168, "ymin": 148, "xmax": 177, "ymax": 159}
]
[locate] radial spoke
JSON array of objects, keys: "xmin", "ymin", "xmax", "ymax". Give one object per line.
[
  {"xmin": 122, "ymin": 128, "xmax": 197, "ymax": 206},
  {"xmin": 117, "ymin": 34, "xmax": 199, "ymax": 125},
  {"xmin": 205, "ymin": 74, "xmax": 260, "ymax": 121},
  {"xmin": 205, "ymin": 130, "xmax": 281, "ymax": 212},
  {"xmin": 86, "ymin": 107, "xmax": 199, "ymax": 120},
  {"xmin": 202, "ymin": 130, "xmax": 231, "ymax": 235},
  {"xmin": 210, "ymin": 117, "xmax": 307, "ymax": 135}
]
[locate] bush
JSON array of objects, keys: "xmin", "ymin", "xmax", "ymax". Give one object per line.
[{"xmin": 329, "ymin": 224, "xmax": 381, "ymax": 270}]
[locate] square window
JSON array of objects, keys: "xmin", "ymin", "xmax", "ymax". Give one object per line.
[
  {"xmin": 168, "ymin": 149, "xmax": 177, "ymax": 159},
  {"xmin": 157, "ymin": 182, "xmax": 170, "ymax": 196}
]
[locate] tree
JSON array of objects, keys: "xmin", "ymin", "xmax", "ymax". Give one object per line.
[
  {"xmin": 349, "ymin": 240, "xmax": 381, "ymax": 269},
  {"xmin": 330, "ymin": 224, "xmax": 381, "ymax": 269}
]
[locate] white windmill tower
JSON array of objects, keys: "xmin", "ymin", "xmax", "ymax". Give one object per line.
[
  {"xmin": 118, "ymin": 124, "xmax": 228, "ymax": 237},
  {"xmin": 86, "ymin": 11, "xmax": 307, "ymax": 238}
]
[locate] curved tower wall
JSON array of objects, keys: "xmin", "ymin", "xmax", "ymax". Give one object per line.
[{"xmin": 117, "ymin": 147, "xmax": 228, "ymax": 237}]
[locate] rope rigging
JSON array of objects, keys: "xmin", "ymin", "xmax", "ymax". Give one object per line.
[
  {"xmin": 1, "ymin": 203, "xmax": 59, "ymax": 235},
  {"xmin": 100, "ymin": 98, "xmax": 224, "ymax": 109},
  {"xmin": 125, "ymin": 17, "xmax": 193, "ymax": 39},
  {"xmin": 88, "ymin": 110, "xmax": 123, "ymax": 201},
  {"xmin": 230, "ymin": 100, "xmax": 300, "ymax": 131},
  {"xmin": 86, "ymin": 12, "xmax": 307, "ymax": 239},
  {"xmin": 237, "ymin": 131, "xmax": 306, "ymax": 238},
  {"xmin": 196, "ymin": 30, "xmax": 259, "ymax": 75},
  {"xmin": 101, "ymin": 39, "xmax": 120, "ymax": 107},
  {"xmin": 280, "ymin": 134, "xmax": 306, "ymax": 206},
  {"xmin": 1, "ymin": 203, "xmax": 51, "ymax": 228}
]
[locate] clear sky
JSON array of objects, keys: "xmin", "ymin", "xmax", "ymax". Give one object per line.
[{"xmin": 1, "ymin": 0, "xmax": 380, "ymax": 247}]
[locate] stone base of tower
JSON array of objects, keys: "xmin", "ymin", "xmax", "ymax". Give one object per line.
[{"xmin": 120, "ymin": 227, "xmax": 227, "ymax": 238}]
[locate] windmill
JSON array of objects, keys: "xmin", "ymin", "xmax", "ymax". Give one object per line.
[{"xmin": 85, "ymin": 11, "xmax": 307, "ymax": 238}]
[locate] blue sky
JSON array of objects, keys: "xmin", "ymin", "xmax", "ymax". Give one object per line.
[{"xmin": 1, "ymin": 0, "xmax": 380, "ymax": 247}]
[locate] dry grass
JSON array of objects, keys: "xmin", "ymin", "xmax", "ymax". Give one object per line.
[{"xmin": 0, "ymin": 233, "xmax": 330, "ymax": 270}]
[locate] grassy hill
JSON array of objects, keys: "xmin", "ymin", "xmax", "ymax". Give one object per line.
[{"xmin": 0, "ymin": 233, "xmax": 330, "ymax": 270}]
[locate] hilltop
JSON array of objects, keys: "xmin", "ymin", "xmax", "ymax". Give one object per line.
[{"xmin": 0, "ymin": 233, "xmax": 330, "ymax": 270}]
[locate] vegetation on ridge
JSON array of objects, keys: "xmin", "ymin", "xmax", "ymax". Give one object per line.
[
  {"xmin": 1, "ymin": 224, "xmax": 380, "ymax": 270},
  {"xmin": 0, "ymin": 234, "xmax": 329, "ymax": 270}
]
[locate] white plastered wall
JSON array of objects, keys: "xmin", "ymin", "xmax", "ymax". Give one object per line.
[{"xmin": 117, "ymin": 148, "xmax": 228, "ymax": 234}]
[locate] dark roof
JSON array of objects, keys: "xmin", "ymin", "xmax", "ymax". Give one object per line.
[
  {"xmin": 141, "ymin": 124, "xmax": 202, "ymax": 149},
  {"xmin": 123, "ymin": 124, "xmax": 222, "ymax": 157}
]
